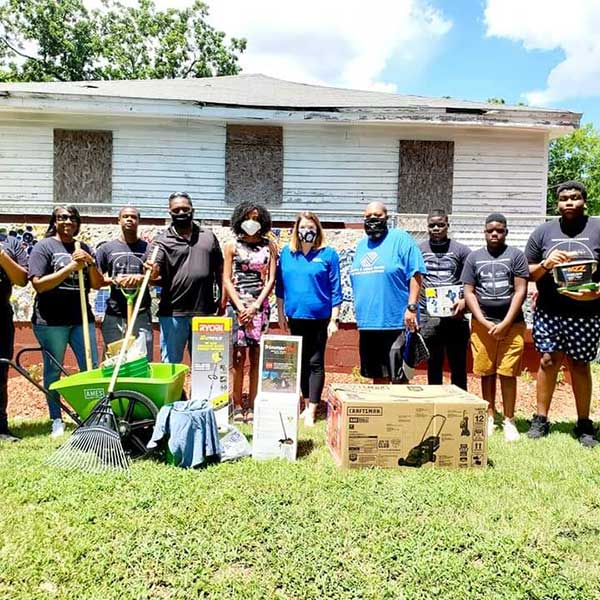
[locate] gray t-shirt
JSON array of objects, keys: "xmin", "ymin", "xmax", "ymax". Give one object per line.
[
  {"xmin": 418, "ymin": 238, "xmax": 471, "ymax": 316},
  {"xmin": 525, "ymin": 216, "xmax": 600, "ymax": 316},
  {"xmin": 460, "ymin": 245, "xmax": 529, "ymax": 323}
]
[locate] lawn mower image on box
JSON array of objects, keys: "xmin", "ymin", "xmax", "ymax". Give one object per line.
[{"xmin": 398, "ymin": 414, "xmax": 446, "ymax": 468}]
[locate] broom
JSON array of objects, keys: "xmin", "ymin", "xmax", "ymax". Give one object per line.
[{"xmin": 48, "ymin": 246, "xmax": 159, "ymax": 474}]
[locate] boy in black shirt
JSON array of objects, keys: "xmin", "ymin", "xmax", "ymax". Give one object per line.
[
  {"xmin": 525, "ymin": 181, "xmax": 600, "ymax": 447},
  {"xmin": 96, "ymin": 206, "xmax": 153, "ymax": 360},
  {"xmin": 419, "ymin": 209, "xmax": 471, "ymax": 389},
  {"xmin": 461, "ymin": 214, "xmax": 529, "ymax": 442}
]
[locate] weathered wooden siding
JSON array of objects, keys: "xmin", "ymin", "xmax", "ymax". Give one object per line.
[
  {"xmin": 0, "ymin": 121, "xmax": 54, "ymax": 203},
  {"xmin": 282, "ymin": 124, "xmax": 547, "ymax": 215}
]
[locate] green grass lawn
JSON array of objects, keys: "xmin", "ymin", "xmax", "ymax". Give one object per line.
[{"xmin": 1, "ymin": 419, "xmax": 600, "ymax": 600}]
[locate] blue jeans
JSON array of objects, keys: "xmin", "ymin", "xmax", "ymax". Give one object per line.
[
  {"xmin": 33, "ymin": 323, "xmax": 99, "ymax": 420},
  {"xmin": 159, "ymin": 316, "xmax": 193, "ymax": 363}
]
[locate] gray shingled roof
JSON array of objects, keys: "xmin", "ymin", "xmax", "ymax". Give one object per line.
[{"xmin": 0, "ymin": 73, "xmax": 576, "ymax": 115}]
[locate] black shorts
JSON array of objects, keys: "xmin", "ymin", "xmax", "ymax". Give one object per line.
[{"xmin": 358, "ymin": 329, "xmax": 403, "ymax": 379}]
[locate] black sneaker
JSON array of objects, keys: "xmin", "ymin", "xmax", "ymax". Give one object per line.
[
  {"xmin": 0, "ymin": 429, "xmax": 21, "ymax": 443},
  {"xmin": 527, "ymin": 414, "xmax": 550, "ymax": 439},
  {"xmin": 573, "ymin": 418, "xmax": 598, "ymax": 449}
]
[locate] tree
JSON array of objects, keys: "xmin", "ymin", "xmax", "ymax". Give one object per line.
[
  {"xmin": 547, "ymin": 123, "xmax": 600, "ymax": 215},
  {"xmin": 486, "ymin": 97, "xmax": 506, "ymax": 104},
  {"xmin": 0, "ymin": 0, "xmax": 246, "ymax": 82}
]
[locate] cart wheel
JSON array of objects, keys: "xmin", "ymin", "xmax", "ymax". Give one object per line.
[{"xmin": 110, "ymin": 390, "xmax": 158, "ymax": 459}]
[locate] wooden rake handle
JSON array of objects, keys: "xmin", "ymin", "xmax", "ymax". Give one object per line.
[
  {"xmin": 107, "ymin": 245, "xmax": 159, "ymax": 395},
  {"xmin": 75, "ymin": 241, "xmax": 93, "ymax": 371}
]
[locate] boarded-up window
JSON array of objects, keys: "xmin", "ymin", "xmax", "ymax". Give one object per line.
[
  {"xmin": 54, "ymin": 129, "xmax": 112, "ymax": 207},
  {"xmin": 225, "ymin": 125, "xmax": 283, "ymax": 206},
  {"xmin": 398, "ymin": 140, "xmax": 454, "ymax": 214}
]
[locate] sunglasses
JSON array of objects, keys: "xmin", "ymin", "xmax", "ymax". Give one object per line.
[
  {"xmin": 56, "ymin": 214, "xmax": 76, "ymax": 222},
  {"xmin": 427, "ymin": 223, "xmax": 447, "ymax": 229}
]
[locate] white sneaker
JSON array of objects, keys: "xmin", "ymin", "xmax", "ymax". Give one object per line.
[
  {"xmin": 487, "ymin": 415, "xmax": 496, "ymax": 437},
  {"xmin": 50, "ymin": 419, "xmax": 65, "ymax": 438},
  {"xmin": 503, "ymin": 417, "xmax": 520, "ymax": 442}
]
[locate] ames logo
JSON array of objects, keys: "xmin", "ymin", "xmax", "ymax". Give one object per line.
[
  {"xmin": 84, "ymin": 388, "xmax": 105, "ymax": 401},
  {"xmin": 198, "ymin": 323, "xmax": 224, "ymax": 333}
]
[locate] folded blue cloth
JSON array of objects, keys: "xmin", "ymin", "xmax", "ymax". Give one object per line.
[{"xmin": 147, "ymin": 399, "xmax": 221, "ymax": 468}]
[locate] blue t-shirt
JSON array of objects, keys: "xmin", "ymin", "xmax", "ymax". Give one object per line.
[
  {"xmin": 350, "ymin": 229, "xmax": 426, "ymax": 330},
  {"xmin": 276, "ymin": 245, "xmax": 343, "ymax": 319}
]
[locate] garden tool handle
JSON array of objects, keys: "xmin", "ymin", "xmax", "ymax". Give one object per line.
[
  {"xmin": 126, "ymin": 297, "xmax": 134, "ymax": 328},
  {"xmin": 75, "ymin": 241, "xmax": 93, "ymax": 371},
  {"xmin": 107, "ymin": 245, "xmax": 159, "ymax": 394}
]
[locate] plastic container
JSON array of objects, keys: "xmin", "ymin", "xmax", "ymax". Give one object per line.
[
  {"xmin": 100, "ymin": 356, "xmax": 150, "ymax": 378},
  {"xmin": 552, "ymin": 259, "xmax": 597, "ymax": 289}
]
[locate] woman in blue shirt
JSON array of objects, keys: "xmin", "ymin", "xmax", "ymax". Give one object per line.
[{"xmin": 276, "ymin": 211, "xmax": 343, "ymax": 426}]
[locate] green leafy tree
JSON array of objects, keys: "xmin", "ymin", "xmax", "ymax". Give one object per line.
[
  {"xmin": 547, "ymin": 123, "xmax": 600, "ymax": 215},
  {"xmin": 486, "ymin": 97, "xmax": 506, "ymax": 104},
  {"xmin": 0, "ymin": 0, "xmax": 246, "ymax": 82}
]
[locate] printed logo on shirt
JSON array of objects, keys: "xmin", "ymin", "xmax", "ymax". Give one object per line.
[
  {"xmin": 112, "ymin": 251, "xmax": 145, "ymax": 293},
  {"xmin": 52, "ymin": 252, "xmax": 80, "ymax": 291},
  {"xmin": 547, "ymin": 238, "xmax": 594, "ymax": 260},
  {"xmin": 475, "ymin": 259, "xmax": 513, "ymax": 300},
  {"xmin": 360, "ymin": 251, "xmax": 379, "ymax": 268},
  {"xmin": 423, "ymin": 252, "xmax": 460, "ymax": 284}
]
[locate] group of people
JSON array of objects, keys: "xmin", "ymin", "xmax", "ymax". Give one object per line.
[{"xmin": 0, "ymin": 181, "xmax": 598, "ymax": 448}]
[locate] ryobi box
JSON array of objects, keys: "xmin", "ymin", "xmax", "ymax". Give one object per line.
[
  {"xmin": 327, "ymin": 384, "xmax": 488, "ymax": 470},
  {"xmin": 191, "ymin": 317, "xmax": 232, "ymax": 430}
]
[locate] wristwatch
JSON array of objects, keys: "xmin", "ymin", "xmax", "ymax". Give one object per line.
[{"xmin": 407, "ymin": 303, "xmax": 418, "ymax": 313}]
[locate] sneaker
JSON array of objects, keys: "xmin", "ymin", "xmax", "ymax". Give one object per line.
[
  {"xmin": 487, "ymin": 415, "xmax": 496, "ymax": 437},
  {"xmin": 304, "ymin": 411, "xmax": 316, "ymax": 428},
  {"xmin": 573, "ymin": 418, "xmax": 598, "ymax": 449},
  {"xmin": 503, "ymin": 417, "xmax": 520, "ymax": 442},
  {"xmin": 527, "ymin": 414, "xmax": 550, "ymax": 439},
  {"xmin": 0, "ymin": 430, "xmax": 20, "ymax": 443},
  {"xmin": 50, "ymin": 418, "xmax": 65, "ymax": 438}
]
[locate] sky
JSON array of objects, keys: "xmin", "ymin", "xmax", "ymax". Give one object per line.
[{"xmin": 83, "ymin": 0, "xmax": 600, "ymax": 127}]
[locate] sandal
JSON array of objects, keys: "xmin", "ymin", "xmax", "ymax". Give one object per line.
[
  {"xmin": 233, "ymin": 407, "xmax": 244, "ymax": 424},
  {"xmin": 245, "ymin": 408, "xmax": 254, "ymax": 424}
]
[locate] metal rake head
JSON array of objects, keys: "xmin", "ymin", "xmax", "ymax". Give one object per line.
[{"xmin": 47, "ymin": 400, "xmax": 130, "ymax": 474}]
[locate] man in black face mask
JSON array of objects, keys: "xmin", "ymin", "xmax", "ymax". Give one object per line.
[
  {"xmin": 150, "ymin": 192, "xmax": 224, "ymax": 363},
  {"xmin": 350, "ymin": 201, "xmax": 426, "ymax": 383}
]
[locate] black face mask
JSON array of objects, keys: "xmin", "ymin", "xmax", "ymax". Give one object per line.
[
  {"xmin": 170, "ymin": 211, "xmax": 193, "ymax": 228},
  {"xmin": 298, "ymin": 228, "xmax": 317, "ymax": 244},
  {"xmin": 364, "ymin": 217, "xmax": 388, "ymax": 239}
]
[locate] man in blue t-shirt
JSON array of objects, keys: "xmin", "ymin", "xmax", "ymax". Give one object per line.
[
  {"xmin": 525, "ymin": 181, "xmax": 600, "ymax": 447},
  {"xmin": 350, "ymin": 201, "xmax": 426, "ymax": 383},
  {"xmin": 0, "ymin": 234, "xmax": 28, "ymax": 442},
  {"xmin": 419, "ymin": 209, "xmax": 471, "ymax": 390},
  {"xmin": 96, "ymin": 206, "xmax": 153, "ymax": 360}
]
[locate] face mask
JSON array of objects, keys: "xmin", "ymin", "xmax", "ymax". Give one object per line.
[
  {"xmin": 298, "ymin": 228, "xmax": 317, "ymax": 244},
  {"xmin": 241, "ymin": 219, "xmax": 261, "ymax": 236},
  {"xmin": 364, "ymin": 216, "xmax": 388, "ymax": 239},
  {"xmin": 170, "ymin": 211, "xmax": 193, "ymax": 227}
]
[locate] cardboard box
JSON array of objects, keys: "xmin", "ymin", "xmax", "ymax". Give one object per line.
[
  {"xmin": 252, "ymin": 335, "xmax": 302, "ymax": 462},
  {"xmin": 191, "ymin": 317, "xmax": 232, "ymax": 430},
  {"xmin": 327, "ymin": 384, "xmax": 488, "ymax": 469},
  {"xmin": 252, "ymin": 393, "xmax": 299, "ymax": 461}
]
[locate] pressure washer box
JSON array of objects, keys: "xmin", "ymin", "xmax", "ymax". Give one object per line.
[
  {"xmin": 327, "ymin": 384, "xmax": 488, "ymax": 470},
  {"xmin": 191, "ymin": 317, "xmax": 232, "ymax": 430}
]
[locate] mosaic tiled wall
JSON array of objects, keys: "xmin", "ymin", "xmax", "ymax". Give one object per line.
[{"xmin": 1, "ymin": 221, "xmax": 362, "ymax": 323}]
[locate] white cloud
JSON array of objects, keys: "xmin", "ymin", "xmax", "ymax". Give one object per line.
[
  {"xmin": 85, "ymin": 0, "xmax": 452, "ymax": 93},
  {"xmin": 484, "ymin": 0, "xmax": 600, "ymax": 106}
]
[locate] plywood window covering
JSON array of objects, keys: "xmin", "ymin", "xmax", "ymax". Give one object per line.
[
  {"xmin": 398, "ymin": 140, "xmax": 454, "ymax": 214},
  {"xmin": 225, "ymin": 125, "xmax": 283, "ymax": 206},
  {"xmin": 54, "ymin": 129, "xmax": 112, "ymax": 207}
]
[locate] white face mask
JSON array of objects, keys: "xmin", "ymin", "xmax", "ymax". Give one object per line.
[{"xmin": 241, "ymin": 219, "xmax": 261, "ymax": 236}]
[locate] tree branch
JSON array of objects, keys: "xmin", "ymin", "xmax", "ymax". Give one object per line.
[
  {"xmin": 182, "ymin": 57, "xmax": 198, "ymax": 78},
  {"xmin": 0, "ymin": 36, "xmax": 66, "ymax": 81}
]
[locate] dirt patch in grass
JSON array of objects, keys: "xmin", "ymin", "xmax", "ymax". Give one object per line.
[{"xmin": 8, "ymin": 368, "xmax": 598, "ymax": 423}]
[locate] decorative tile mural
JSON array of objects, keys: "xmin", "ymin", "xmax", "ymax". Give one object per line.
[{"xmin": 1, "ymin": 220, "xmax": 533, "ymax": 325}]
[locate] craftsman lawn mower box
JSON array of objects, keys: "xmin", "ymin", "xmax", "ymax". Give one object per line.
[{"xmin": 327, "ymin": 384, "xmax": 488, "ymax": 470}]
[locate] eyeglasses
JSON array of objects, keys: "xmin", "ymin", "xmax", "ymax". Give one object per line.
[
  {"xmin": 170, "ymin": 207, "xmax": 192, "ymax": 215},
  {"xmin": 56, "ymin": 214, "xmax": 75, "ymax": 222},
  {"xmin": 427, "ymin": 223, "xmax": 447, "ymax": 229},
  {"xmin": 168, "ymin": 191, "xmax": 191, "ymax": 201}
]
